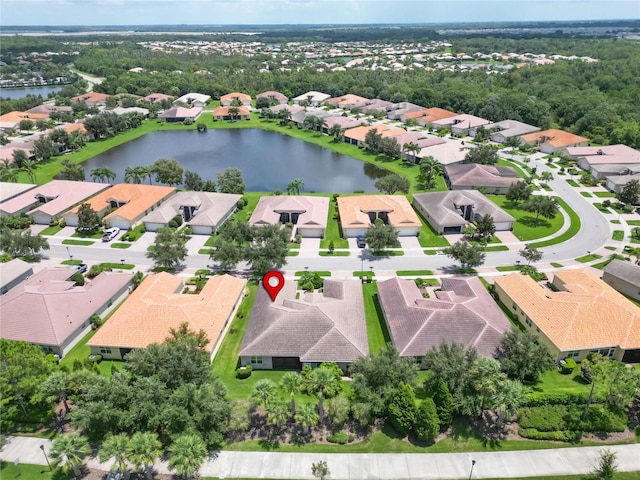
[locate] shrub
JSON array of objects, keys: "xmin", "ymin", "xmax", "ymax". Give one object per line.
[
  {"xmin": 302, "ymin": 281, "xmax": 315, "ymax": 292},
  {"xmin": 196, "ymin": 122, "xmax": 207, "ymax": 132},
  {"xmin": 523, "ymin": 391, "xmax": 604, "ymax": 407},
  {"xmin": 295, "ymin": 234, "xmax": 302, "ymax": 244},
  {"xmin": 518, "ymin": 428, "xmax": 576, "ymax": 442},
  {"xmin": 183, "ymin": 118, "xmax": 194, "ymax": 125},
  {"xmin": 58, "ymin": 218, "xmax": 66, "ymax": 228},
  {"xmin": 559, "ymin": 358, "xmax": 577, "ymax": 374},
  {"xmin": 518, "ymin": 405, "xmax": 568, "ymax": 431},
  {"xmin": 273, "ymin": 188, "xmax": 282, "ymax": 195},
  {"xmin": 327, "ymin": 430, "xmax": 354, "ymax": 444},
  {"xmin": 88, "ymin": 354, "xmax": 103, "ymax": 364},
  {"xmin": 70, "ymin": 272, "xmax": 85, "ymax": 286},
  {"xmin": 172, "ymin": 215, "xmax": 183, "ymax": 227},
  {"xmin": 90, "ymin": 314, "xmax": 104, "ymax": 329},
  {"xmin": 237, "ymin": 197, "xmax": 248, "ymax": 210},
  {"xmin": 87, "ymin": 264, "xmax": 110, "ymax": 278},
  {"xmin": 236, "ymin": 364, "xmax": 252, "ymax": 379}
]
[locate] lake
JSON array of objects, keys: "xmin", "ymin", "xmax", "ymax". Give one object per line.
[
  {"xmin": 0, "ymin": 85, "xmax": 64, "ymax": 100},
  {"xmin": 82, "ymin": 129, "xmax": 390, "ymax": 193}
]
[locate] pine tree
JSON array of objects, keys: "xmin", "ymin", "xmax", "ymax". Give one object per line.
[
  {"xmin": 387, "ymin": 382, "xmax": 417, "ymax": 435},
  {"xmin": 414, "ymin": 398, "xmax": 440, "ymax": 443},
  {"xmin": 432, "ymin": 377, "xmax": 454, "ymax": 429}
]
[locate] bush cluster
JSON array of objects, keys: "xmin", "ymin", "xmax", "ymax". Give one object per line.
[
  {"xmin": 518, "ymin": 404, "xmax": 627, "ymax": 435},
  {"xmin": 518, "ymin": 428, "xmax": 576, "ymax": 442},
  {"xmin": 523, "ymin": 391, "xmax": 604, "ymax": 407},
  {"xmin": 168, "ymin": 215, "xmax": 183, "ymax": 229},
  {"xmin": 0, "ymin": 215, "xmax": 33, "ymax": 230},
  {"xmin": 327, "ymin": 430, "xmax": 355, "ymax": 444},
  {"xmin": 235, "ymin": 364, "xmax": 252, "ymax": 379}
]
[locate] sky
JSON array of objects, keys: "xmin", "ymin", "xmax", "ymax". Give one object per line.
[{"xmin": 1, "ymin": 0, "xmax": 639, "ymax": 27}]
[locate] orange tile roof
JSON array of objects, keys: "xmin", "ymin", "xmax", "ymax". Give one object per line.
[
  {"xmin": 418, "ymin": 107, "xmax": 458, "ymax": 123},
  {"xmin": 343, "ymin": 125, "xmax": 406, "ymax": 143},
  {"xmin": 402, "ymin": 110, "xmax": 429, "ymax": 119},
  {"xmin": 520, "ymin": 129, "xmax": 588, "ymax": 148},
  {"xmin": 87, "ymin": 273, "xmax": 247, "ymax": 350},
  {"xmin": 337, "ymin": 195, "xmax": 421, "ymax": 230},
  {"xmin": 495, "ymin": 271, "xmax": 640, "ymax": 352},
  {"xmin": 98, "ymin": 184, "xmax": 175, "ymax": 222},
  {"xmin": 220, "ymin": 92, "xmax": 252, "ymax": 103},
  {"xmin": 0, "ymin": 111, "xmax": 49, "ymax": 123},
  {"xmin": 213, "ymin": 106, "xmax": 251, "ymax": 116},
  {"xmin": 70, "ymin": 92, "xmax": 111, "ymax": 103}
]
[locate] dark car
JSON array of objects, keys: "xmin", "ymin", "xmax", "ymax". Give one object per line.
[{"xmin": 356, "ymin": 235, "xmax": 366, "ymax": 248}]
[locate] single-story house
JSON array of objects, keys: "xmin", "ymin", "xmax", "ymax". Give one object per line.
[
  {"xmin": 63, "ymin": 183, "xmax": 175, "ymax": 230},
  {"xmin": 142, "ymin": 191, "xmax": 241, "ymax": 235},
  {"xmin": 249, "ymin": 196, "xmax": 329, "ymax": 238},
  {"xmin": 0, "ymin": 111, "xmax": 49, "ymax": 130},
  {"xmin": 70, "ymin": 92, "xmax": 111, "ymax": 107},
  {"xmin": 239, "ymin": 279, "xmax": 368, "ymax": 371},
  {"xmin": 416, "ymin": 108, "xmax": 458, "ymax": 127},
  {"xmin": 0, "ymin": 258, "xmax": 33, "ymax": 295},
  {"xmin": 322, "ymin": 116, "xmax": 361, "ymax": 134},
  {"xmin": 25, "ymin": 104, "xmax": 73, "ymax": 115},
  {"xmin": 0, "ymin": 182, "xmax": 36, "ymax": 203},
  {"xmin": 415, "ymin": 141, "xmax": 468, "ymax": 165},
  {"xmin": 0, "ymin": 268, "xmax": 132, "ymax": 357},
  {"xmin": 377, "ymin": 276, "xmax": 512, "ymax": 361},
  {"xmin": 173, "ymin": 92, "xmax": 211, "ymax": 108},
  {"xmin": 0, "ymin": 180, "xmax": 110, "ymax": 224},
  {"xmin": 256, "ymin": 91, "xmax": 288, "ymax": 105},
  {"xmin": 110, "ymin": 106, "xmax": 150, "ymax": 117},
  {"xmin": 47, "ymin": 122, "xmax": 90, "ymax": 140},
  {"xmin": 480, "ymin": 120, "xmax": 541, "ymax": 143},
  {"xmin": 445, "ymin": 164, "xmax": 518, "ymax": 194},
  {"xmin": 412, "ymin": 190, "xmax": 515, "ymax": 234},
  {"xmin": 355, "ymin": 99, "xmax": 393, "ymax": 114},
  {"xmin": 141, "ymin": 93, "xmax": 173, "ymax": 104},
  {"xmin": 343, "ymin": 124, "xmax": 406, "ymax": 146},
  {"xmin": 212, "ymin": 106, "xmax": 251, "ymax": 121},
  {"xmin": 392, "ymin": 132, "xmax": 428, "ymax": 152},
  {"xmin": 326, "ymin": 94, "xmax": 369, "ymax": 109},
  {"xmin": 158, "ymin": 106, "xmax": 203, "ymax": 123},
  {"xmin": 567, "ymin": 144, "xmax": 640, "ymax": 178},
  {"xmin": 432, "ymin": 114, "xmax": 491, "ymax": 136},
  {"xmin": 291, "ymin": 107, "xmax": 332, "ymax": 128},
  {"xmin": 520, "ymin": 129, "xmax": 589, "ymax": 154},
  {"xmin": 87, "ymin": 273, "xmax": 246, "ymax": 361},
  {"xmin": 292, "ymin": 91, "xmax": 331, "ymax": 106},
  {"xmin": 337, "ymin": 195, "xmax": 421, "ymax": 237},
  {"xmin": 602, "ymin": 259, "xmax": 640, "ymax": 302},
  {"xmin": 220, "ymin": 92, "xmax": 252, "ymax": 107},
  {"xmin": 605, "ymin": 172, "xmax": 640, "ymax": 193},
  {"xmin": 494, "ymin": 270, "xmax": 640, "ymax": 363},
  {"xmin": 404, "ymin": 137, "xmax": 446, "ymax": 163},
  {"xmin": 386, "ymin": 102, "xmax": 425, "ymax": 120},
  {"xmin": 269, "ymin": 104, "xmax": 304, "ymax": 117},
  {"xmin": 0, "ymin": 145, "xmax": 33, "ymax": 162}
]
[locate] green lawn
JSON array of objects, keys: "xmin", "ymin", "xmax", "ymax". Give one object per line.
[
  {"xmin": 319, "ymin": 250, "xmax": 350, "ymax": 256},
  {"xmin": 487, "ymin": 195, "xmax": 564, "ymax": 242},
  {"xmin": 59, "ymin": 329, "xmax": 123, "ymax": 377},
  {"xmin": 39, "ymin": 225, "xmax": 62, "ymax": 236},
  {"xmin": 294, "ymin": 271, "xmax": 331, "ymax": 276},
  {"xmin": 497, "ymin": 158, "xmax": 528, "ymax": 179},
  {"xmin": 612, "ymin": 230, "xmax": 625, "ymax": 241},
  {"xmin": 496, "ymin": 265, "xmax": 520, "ymax": 272},
  {"xmin": 362, "ymin": 282, "xmax": 390, "ymax": 354},
  {"xmin": 199, "ymin": 248, "xmax": 214, "ymax": 255},
  {"xmin": 414, "ymin": 207, "xmax": 450, "ymax": 247},
  {"xmin": 485, "ymin": 245, "xmax": 509, "ymax": 252},
  {"xmin": 110, "ymin": 243, "xmax": 132, "ymax": 249},
  {"xmin": 580, "ymin": 191, "xmax": 592, "ymax": 198},
  {"xmin": 286, "ymin": 251, "xmax": 299, "ymax": 256},
  {"xmin": 0, "ymin": 462, "xmax": 71, "ymax": 480},
  {"xmin": 594, "ymin": 191, "xmax": 616, "ymax": 198},
  {"xmin": 575, "ymin": 253, "xmax": 602, "ymax": 263},
  {"xmin": 396, "ymin": 270, "xmax": 433, "ymax": 276},
  {"xmin": 60, "ymin": 259, "xmax": 82, "ymax": 265},
  {"xmin": 566, "ymin": 180, "xmax": 580, "ymax": 187},
  {"xmin": 529, "ymin": 198, "xmax": 582, "ymax": 249},
  {"xmin": 531, "ymin": 369, "xmax": 591, "ymax": 396},
  {"xmin": 593, "ymin": 203, "xmax": 611, "ymax": 213},
  {"xmin": 627, "ymin": 220, "xmax": 640, "ymax": 226},
  {"xmin": 98, "ymin": 262, "xmax": 135, "ymax": 270},
  {"xmin": 61, "ymin": 239, "xmax": 94, "ymax": 246},
  {"xmin": 320, "ymin": 198, "xmax": 349, "ymax": 249},
  {"xmin": 550, "ymin": 262, "xmax": 564, "ymax": 268},
  {"xmin": 371, "ymin": 250, "xmax": 404, "ymax": 256},
  {"xmin": 71, "ymin": 230, "xmax": 103, "ymax": 239}
]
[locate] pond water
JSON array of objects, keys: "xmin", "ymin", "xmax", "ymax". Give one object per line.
[
  {"xmin": 82, "ymin": 129, "xmax": 390, "ymax": 192},
  {"xmin": 0, "ymin": 85, "xmax": 63, "ymax": 99}
]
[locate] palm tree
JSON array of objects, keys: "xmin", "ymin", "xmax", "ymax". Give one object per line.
[
  {"xmin": 0, "ymin": 165, "xmax": 19, "ymax": 182},
  {"xmin": 67, "ymin": 130, "xmax": 86, "ymax": 151},
  {"xmin": 308, "ymin": 367, "xmax": 338, "ymax": 424},
  {"xmin": 128, "ymin": 432, "xmax": 162, "ymax": 480},
  {"xmin": 228, "ymin": 105, "xmax": 240, "ymax": 122},
  {"xmin": 266, "ymin": 397, "xmax": 290, "ymax": 429},
  {"xmin": 280, "ymin": 371, "xmax": 301, "ymax": 414},
  {"xmin": 50, "ymin": 432, "xmax": 91, "ymax": 478},
  {"xmin": 141, "ymin": 166, "xmax": 154, "ymax": 184},
  {"xmin": 251, "ymin": 378, "xmax": 277, "ymax": 409},
  {"xmin": 168, "ymin": 433, "xmax": 207, "ymax": 480},
  {"xmin": 327, "ymin": 124, "xmax": 344, "ymax": 142},
  {"xmin": 286, "ymin": 178, "xmax": 304, "ymax": 195},
  {"xmin": 419, "ymin": 156, "xmax": 443, "ymax": 190},
  {"xmin": 41, "ymin": 371, "xmax": 70, "ymax": 413},
  {"xmin": 99, "ymin": 433, "xmax": 130, "ymax": 479},
  {"xmin": 295, "ymin": 402, "xmax": 319, "ymax": 434},
  {"xmin": 20, "ymin": 158, "xmax": 37, "ymax": 183},
  {"xmin": 540, "ymin": 171, "xmax": 554, "ymax": 183},
  {"xmin": 124, "ymin": 166, "xmax": 144, "ymax": 184},
  {"xmin": 403, "ymin": 142, "xmax": 421, "ymax": 164},
  {"xmin": 90, "ymin": 166, "xmax": 117, "ymax": 183},
  {"xmin": 278, "ymin": 108, "xmax": 292, "ymax": 126}
]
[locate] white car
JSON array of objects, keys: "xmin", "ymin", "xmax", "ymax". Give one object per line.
[{"xmin": 102, "ymin": 227, "xmax": 120, "ymax": 242}]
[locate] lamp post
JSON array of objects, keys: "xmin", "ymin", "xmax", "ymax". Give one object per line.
[
  {"xmin": 120, "ymin": 258, "xmax": 125, "ymax": 265},
  {"xmin": 469, "ymin": 460, "xmax": 476, "ymax": 480},
  {"xmin": 40, "ymin": 444, "xmax": 52, "ymax": 471},
  {"xmin": 65, "ymin": 247, "xmax": 72, "ymax": 261}
]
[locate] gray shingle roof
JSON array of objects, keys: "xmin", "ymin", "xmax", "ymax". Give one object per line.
[
  {"xmin": 486, "ymin": 120, "xmax": 540, "ymax": 138},
  {"xmin": 142, "ymin": 191, "xmax": 240, "ymax": 227},
  {"xmin": 445, "ymin": 164, "xmax": 518, "ymax": 189},
  {"xmin": 239, "ymin": 279, "xmax": 368, "ymax": 363},
  {"xmin": 377, "ymin": 276, "xmax": 512, "ymax": 357},
  {"xmin": 412, "ymin": 190, "xmax": 515, "ymax": 226},
  {"xmin": 603, "ymin": 259, "xmax": 640, "ymax": 286}
]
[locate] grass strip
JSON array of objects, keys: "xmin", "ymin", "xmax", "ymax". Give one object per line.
[
  {"xmin": 319, "ymin": 251, "xmax": 350, "ymax": 256},
  {"xmin": 396, "ymin": 270, "xmax": 434, "ymax": 276},
  {"xmin": 110, "ymin": 243, "xmax": 131, "ymax": 249},
  {"xmin": 62, "ymin": 239, "xmax": 94, "ymax": 246}
]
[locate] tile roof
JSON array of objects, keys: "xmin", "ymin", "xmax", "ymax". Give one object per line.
[
  {"xmin": 377, "ymin": 276, "xmax": 511, "ymax": 357},
  {"xmin": 485, "ymin": 120, "xmax": 540, "ymax": 138},
  {"xmin": 337, "ymin": 195, "xmax": 421, "ymax": 230},
  {"xmin": 1, "ymin": 269, "xmax": 132, "ymax": 347},
  {"xmin": 87, "ymin": 273, "xmax": 246, "ymax": 350},
  {"xmin": 520, "ymin": 129, "xmax": 589, "ymax": 148},
  {"xmin": 142, "ymin": 93, "xmax": 173, "ymax": 103},
  {"xmin": 249, "ymin": 196, "xmax": 329, "ymax": 230},
  {"xmin": 0, "ymin": 258, "xmax": 33, "ymax": 289},
  {"xmin": 412, "ymin": 190, "xmax": 515, "ymax": 226},
  {"xmin": 0, "ymin": 180, "xmax": 109, "ymax": 217},
  {"xmin": 566, "ymin": 144, "xmax": 640, "ymax": 160},
  {"xmin": 417, "ymin": 107, "xmax": 458, "ymax": 124},
  {"xmin": 70, "ymin": 92, "xmax": 111, "ymax": 103},
  {"xmin": 158, "ymin": 106, "xmax": 203, "ymax": 119},
  {"xmin": 141, "ymin": 191, "xmax": 241, "ymax": 226},
  {"xmin": 270, "ymin": 104, "xmax": 304, "ymax": 116},
  {"xmin": 433, "ymin": 113, "xmax": 490, "ymax": 130},
  {"xmin": 603, "ymin": 259, "xmax": 640, "ymax": 287},
  {"xmin": 494, "ymin": 271, "xmax": 640, "ymax": 352},
  {"xmin": 0, "ymin": 182, "xmax": 36, "ymax": 202},
  {"xmin": 324, "ymin": 116, "xmax": 361, "ymax": 130},
  {"xmin": 293, "ymin": 91, "xmax": 331, "ymax": 103},
  {"xmin": 25, "ymin": 104, "xmax": 73, "ymax": 115},
  {"xmin": 174, "ymin": 92, "xmax": 211, "ymax": 105},
  {"xmin": 239, "ymin": 279, "xmax": 368, "ymax": 363},
  {"xmin": 343, "ymin": 124, "xmax": 406, "ymax": 143},
  {"xmin": 213, "ymin": 106, "xmax": 251, "ymax": 117},
  {"xmin": 417, "ymin": 142, "xmax": 468, "ymax": 165},
  {"xmin": 445, "ymin": 164, "xmax": 518, "ymax": 189},
  {"xmin": 220, "ymin": 92, "xmax": 252, "ymax": 103},
  {"xmin": 326, "ymin": 94, "xmax": 370, "ymax": 108},
  {"xmin": 0, "ymin": 110, "xmax": 49, "ymax": 124},
  {"xmin": 256, "ymin": 91, "xmax": 288, "ymax": 103}
]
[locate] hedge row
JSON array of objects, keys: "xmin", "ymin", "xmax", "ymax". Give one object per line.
[
  {"xmin": 523, "ymin": 391, "xmax": 604, "ymax": 407},
  {"xmin": 518, "ymin": 404, "xmax": 627, "ymax": 434},
  {"xmin": 518, "ymin": 428, "xmax": 578, "ymax": 442}
]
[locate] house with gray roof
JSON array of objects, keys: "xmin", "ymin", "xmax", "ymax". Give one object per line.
[
  {"xmin": 445, "ymin": 164, "xmax": 518, "ymax": 194},
  {"xmin": 292, "ymin": 91, "xmax": 331, "ymax": 106},
  {"xmin": 602, "ymin": 259, "xmax": 640, "ymax": 301},
  {"xmin": 257, "ymin": 91, "xmax": 288, "ymax": 105},
  {"xmin": 412, "ymin": 190, "xmax": 515, "ymax": 234},
  {"xmin": 141, "ymin": 191, "xmax": 240, "ymax": 235},
  {"xmin": 0, "ymin": 258, "xmax": 33, "ymax": 295},
  {"xmin": 250, "ymin": 195, "xmax": 329, "ymax": 237},
  {"xmin": 432, "ymin": 114, "xmax": 491, "ymax": 136},
  {"xmin": 0, "ymin": 182, "xmax": 36, "ymax": 203},
  {"xmin": 0, "ymin": 268, "xmax": 132, "ymax": 356},
  {"xmin": 479, "ymin": 120, "xmax": 540, "ymax": 143},
  {"xmin": 377, "ymin": 276, "xmax": 512, "ymax": 361},
  {"xmin": 239, "ymin": 279, "xmax": 368, "ymax": 371},
  {"xmin": 605, "ymin": 172, "xmax": 640, "ymax": 193}
]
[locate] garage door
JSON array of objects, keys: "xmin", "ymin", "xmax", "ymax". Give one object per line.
[{"xmin": 443, "ymin": 226, "xmax": 462, "ymax": 234}]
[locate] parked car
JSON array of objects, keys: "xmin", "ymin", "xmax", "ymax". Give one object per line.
[
  {"xmin": 356, "ymin": 235, "xmax": 366, "ymax": 248},
  {"xmin": 76, "ymin": 263, "xmax": 88, "ymax": 274},
  {"xmin": 102, "ymin": 227, "xmax": 120, "ymax": 242}
]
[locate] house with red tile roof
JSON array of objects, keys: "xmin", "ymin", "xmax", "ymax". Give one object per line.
[
  {"xmin": 0, "ymin": 111, "xmax": 49, "ymax": 130},
  {"xmin": 416, "ymin": 108, "xmax": 458, "ymax": 127},
  {"xmin": 326, "ymin": 94, "xmax": 370, "ymax": 109},
  {"xmin": 494, "ymin": 270, "xmax": 640, "ymax": 363},
  {"xmin": 70, "ymin": 92, "xmax": 111, "ymax": 107},
  {"xmin": 0, "ymin": 180, "xmax": 110, "ymax": 224},
  {"xmin": 25, "ymin": 104, "xmax": 73, "ymax": 116},
  {"xmin": 213, "ymin": 106, "xmax": 251, "ymax": 121},
  {"xmin": 337, "ymin": 195, "xmax": 421, "ymax": 237},
  {"xmin": 87, "ymin": 273, "xmax": 246, "ymax": 361},
  {"xmin": 141, "ymin": 93, "xmax": 173, "ymax": 104},
  {"xmin": 256, "ymin": 91, "xmax": 288, "ymax": 105},
  {"xmin": 63, "ymin": 183, "xmax": 175, "ymax": 230},
  {"xmin": 158, "ymin": 106, "xmax": 203, "ymax": 123},
  {"xmin": 377, "ymin": 276, "xmax": 511, "ymax": 360},
  {"xmin": 343, "ymin": 124, "xmax": 406, "ymax": 146},
  {"xmin": 249, "ymin": 196, "xmax": 329, "ymax": 238},
  {"xmin": 520, "ymin": 129, "xmax": 589, "ymax": 154},
  {"xmin": 220, "ymin": 92, "xmax": 252, "ymax": 107},
  {"xmin": 239, "ymin": 279, "xmax": 368, "ymax": 370},
  {"xmin": 0, "ymin": 268, "xmax": 132, "ymax": 357}
]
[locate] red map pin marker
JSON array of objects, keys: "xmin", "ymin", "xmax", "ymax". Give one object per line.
[{"xmin": 263, "ymin": 271, "xmax": 285, "ymax": 302}]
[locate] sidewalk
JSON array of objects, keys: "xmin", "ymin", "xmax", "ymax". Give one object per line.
[{"xmin": 2, "ymin": 436, "xmax": 639, "ymax": 479}]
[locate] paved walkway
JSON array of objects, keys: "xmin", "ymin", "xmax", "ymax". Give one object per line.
[{"xmin": 2, "ymin": 436, "xmax": 639, "ymax": 479}]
